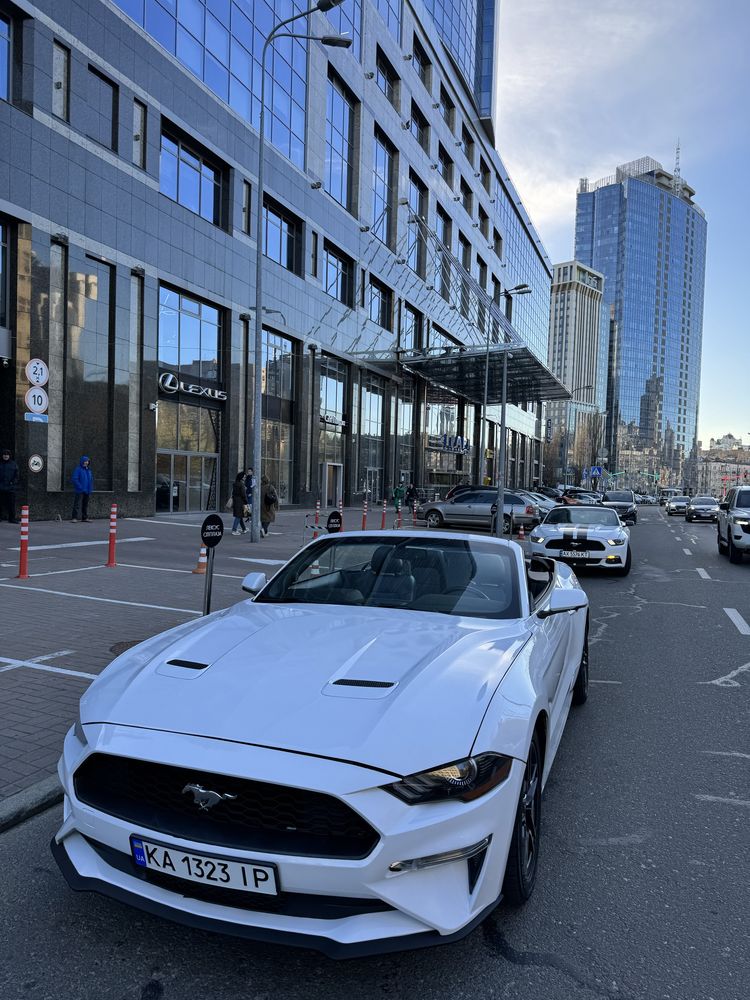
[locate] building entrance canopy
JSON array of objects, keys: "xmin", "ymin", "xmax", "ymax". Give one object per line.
[{"xmin": 401, "ymin": 345, "xmax": 571, "ymax": 406}]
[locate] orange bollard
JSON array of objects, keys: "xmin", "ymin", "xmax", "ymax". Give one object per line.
[
  {"xmin": 381, "ymin": 498, "xmax": 387, "ymax": 530},
  {"xmin": 313, "ymin": 500, "xmax": 320, "ymax": 540},
  {"xmin": 16, "ymin": 505, "xmax": 29, "ymax": 580},
  {"xmin": 517, "ymin": 522, "xmax": 525, "ymax": 541},
  {"xmin": 338, "ymin": 496, "xmax": 344, "ymax": 531},
  {"xmin": 412, "ymin": 500, "xmax": 417, "ymax": 527},
  {"xmin": 105, "ymin": 503, "xmax": 118, "ymax": 567},
  {"xmin": 192, "ymin": 545, "xmax": 208, "ymax": 574},
  {"xmin": 361, "ymin": 498, "xmax": 368, "ymax": 531},
  {"xmin": 397, "ymin": 500, "xmax": 402, "ymax": 529}
]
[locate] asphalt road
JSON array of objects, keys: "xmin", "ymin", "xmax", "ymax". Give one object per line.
[{"xmin": 1, "ymin": 507, "xmax": 748, "ymax": 1000}]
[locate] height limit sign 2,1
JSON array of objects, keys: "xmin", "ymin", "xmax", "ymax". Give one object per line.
[{"xmin": 200, "ymin": 514, "xmax": 224, "ymax": 616}]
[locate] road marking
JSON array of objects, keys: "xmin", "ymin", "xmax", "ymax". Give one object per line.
[
  {"xmin": 699, "ymin": 661, "xmax": 750, "ymax": 688},
  {"xmin": 30, "ymin": 649, "xmax": 75, "ymax": 663},
  {"xmin": 9, "ymin": 537, "xmax": 153, "ymax": 552},
  {"xmin": 0, "ymin": 656, "xmax": 96, "ymax": 679},
  {"xmin": 724, "ymin": 608, "xmax": 750, "ymax": 635},
  {"xmin": 702, "ymin": 751, "xmax": 750, "ymax": 760},
  {"xmin": 117, "ymin": 562, "xmax": 243, "ymax": 580},
  {"xmin": 696, "ymin": 568, "xmax": 711, "ymax": 580},
  {"xmin": 590, "ymin": 679, "xmax": 623, "ymax": 685},
  {"xmin": 230, "ymin": 557, "xmax": 286, "ymax": 566},
  {"xmin": 694, "ymin": 795, "xmax": 750, "ymax": 808},
  {"xmin": 125, "ymin": 518, "xmax": 205, "ymax": 527},
  {"xmin": 683, "ymin": 548, "xmax": 692, "ymax": 555},
  {"xmin": 0, "ymin": 582, "xmax": 201, "ymax": 615}
]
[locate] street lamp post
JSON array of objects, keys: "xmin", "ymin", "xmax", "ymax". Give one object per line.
[
  {"xmin": 250, "ymin": 0, "xmax": 349, "ymax": 541},
  {"xmin": 561, "ymin": 384, "xmax": 593, "ymax": 487}
]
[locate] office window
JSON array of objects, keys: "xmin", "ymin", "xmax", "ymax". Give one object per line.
[
  {"xmin": 410, "ymin": 101, "xmax": 429, "ymax": 153},
  {"xmin": 0, "ymin": 15, "xmax": 9, "ymax": 103},
  {"xmin": 369, "ymin": 277, "xmax": 392, "ymax": 330},
  {"xmin": 478, "ymin": 206, "xmax": 489, "ymax": 240},
  {"xmin": 480, "ymin": 157, "xmax": 491, "ymax": 193},
  {"xmin": 263, "ymin": 197, "xmax": 303, "ymax": 276},
  {"xmin": 435, "ymin": 205, "xmax": 452, "ymax": 300},
  {"xmin": 52, "ymin": 42, "xmax": 70, "ymax": 120},
  {"xmin": 412, "ymin": 35, "xmax": 430, "ymax": 90},
  {"xmin": 458, "ymin": 234, "xmax": 471, "ymax": 318},
  {"xmin": 158, "ymin": 285, "xmax": 221, "ymax": 381},
  {"xmin": 460, "ymin": 177, "xmax": 472, "ymax": 215},
  {"xmin": 0, "ymin": 222, "xmax": 8, "ymax": 330},
  {"xmin": 160, "ymin": 130, "xmax": 223, "ymax": 225},
  {"xmin": 462, "ymin": 124, "xmax": 474, "ymax": 166},
  {"xmin": 493, "ymin": 227, "xmax": 503, "ymax": 259},
  {"xmin": 326, "ymin": 0, "xmax": 362, "ymax": 61},
  {"xmin": 406, "ymin": 172, "xmax": 427, "ymax": 277},
  {"xmin": 325, "ymin": 73, "xmax": 356, "ymax": 212},
  {"xmin": 401, "ymin": 303, "xmax": 422, "ymax": 351},
  {"xmin": 323, "ymin": 241, "xmax": 355, "ymax": 307},
  {"xmin": 87, "ymin": 67, "xmax": 118, "ymax": 151},
  {"xmin": 132, "ymin": 99, "xmax": 147, "ymax": 168},
  {"xmin": 437, "ymin": 144, "xmax": 453, "ymax": 187},
  {"xmin": 241, "ymin": 181, "xmax": 251, "ymax": 235},
  {"xmin": 374, "ymin": 0, "xmax": 401, "ymax": 40},
  {"xmin": 375, "ymin": 48, "xmax": 399, "ymax": 110},
  {"xmin": 372, "ymin": 129, "xmax": 395, "ymax": 247},
  {"xmin": 438, "ymin": 86, "xmax": 454, "ymax": 131}
]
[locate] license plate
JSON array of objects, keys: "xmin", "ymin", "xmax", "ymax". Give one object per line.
[
  {"xmin": 130, "ymin": 836, "xmax": 279, "ymax": 895},
  {"xmin": 560, "ymin": 550, "xmax": 590, "ymax": 559}
]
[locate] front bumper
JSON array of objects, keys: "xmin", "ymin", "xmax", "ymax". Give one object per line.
[
  {"xmin": 686, "ymin": 510, "xmax": 717, "ymax": 520},
  {"xmin": 530, "ymin": 542, "xmax": 627, "ymax": 570},
  {"xmin": 52, "ymin": 726, "xmax": 523, "ymax": 957}
]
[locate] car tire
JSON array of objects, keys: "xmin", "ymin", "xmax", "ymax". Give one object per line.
[
  {"xmin": 502, "ymin": 729, "xmax": 542, "ymax": 906},
  {"xmin": 572, "ymin": 624, "xmax": 589, "ymax": 706},
  {"xmin": 717, "ymin": 527, "xmax": 728, "ymax": 555},
  {"xmin": 728, "ymin": 533, "xmax": 743, "ymax": 564},
  {"xmin": 426, "ymin": 510, "xmax": 444, "ymax": 529},
  {"xmin": 616, "ymin": 548, "xmax": 632, "ymax": 576}
]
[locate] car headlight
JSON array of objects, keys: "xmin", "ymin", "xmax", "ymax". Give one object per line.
[
  {"xmin": 606, "ymin": 537, "xmax": 626, "ymax": 545},
  {"xmin": 530, "ymin": 533, "xmax": 544, "ymax": 543},
  {"xmin": 73, "ymin": 715, "xmax": 88, "ymax": 746},
  {"xmin": 732, "ymin": 517, "xmax": 750, "ymax": 526},
  {"xmin": 386, "ymin": 752, "xmax": 513, "ymax": 805}
]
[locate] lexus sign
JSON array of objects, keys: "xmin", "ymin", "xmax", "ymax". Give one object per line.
[{"xmin": 158, "ymin": 370, "xmax": 227, "ymax": 402}]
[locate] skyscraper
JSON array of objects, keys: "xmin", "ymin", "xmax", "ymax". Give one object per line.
[{"xmin": 575, "ymin": 157, "xmax": 707, "ymax": 489}]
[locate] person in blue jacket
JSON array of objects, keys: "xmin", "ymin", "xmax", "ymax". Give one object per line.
[{"xmin": 71, "ymin": 456, "xmax": 93, "ymax": 522}]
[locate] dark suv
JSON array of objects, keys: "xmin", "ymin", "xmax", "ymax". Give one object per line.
[{"xmin": 602, "ymin": 490, "xmax": 638, "ymax": 525}]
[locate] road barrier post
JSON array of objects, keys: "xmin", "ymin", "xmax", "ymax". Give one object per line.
[
  {"xmin": 338, "ymin": 496, "xmax": 344, "ymax": 531},
  {"xmin": 105, "ymin": 503, "xmax": 118, "ymax": 568},
  {"xmin": 17, "ymin": 505, "xmax": 29, "ymax": 580},
  {"xmin": 313, "ymin": 500, "xmax": 320, "ymax": 540},
  {"xmin": 397, "ymin": 500, "xmax": 402, "ymax": 529},
  {"xmin": 412, "ymin": 500, "xmax": 417, "ymax": 527},
  {"xmin": 361, "ymin": 498, "xmax": 368, "ymax": 531},
  {"xmin": 381, "ymin": 498, "xmax": 387, "ymax": 530}
]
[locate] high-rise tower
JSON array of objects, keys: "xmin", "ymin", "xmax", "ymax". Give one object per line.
[{"xmin": 575, "ymin": 157, "xmax": 707, "ymax": 488}]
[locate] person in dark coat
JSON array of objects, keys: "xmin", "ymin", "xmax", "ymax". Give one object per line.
[
  {"xmin": 404, "ymin": 482, "xmax": 418, "ymax": 507},
  {"xmin": 71, "ymin": 456, "xmax": 93, "ymax": 522},
  {"xmin": 243, "ymin": 467, "xmax": 255, "ymax": 528},
  {"xmin": 0, "ymin": 447, "xmax": 20, "ymax": 523},
  {"xmin": 231, "ymin": 472, "xmax": 248, "ymax": 535},
  {"xmin": 260, "ymin": 475, "xmax": 278, "ymax": 537}
]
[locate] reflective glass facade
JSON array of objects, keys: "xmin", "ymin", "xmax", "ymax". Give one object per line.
[
  {"xmin": 575, "ymin": 162, "xmax": 707, "ymax": 487},
  {"xmin": 422, "ymin": 0, "xmax": 494, "ymax": 117},
  {"xmin": 374, "ymin": 0, "xmax": 401, "ymax": 41},
  {"xmin": 0, "ymin": 15, "xmax": 8, "ymax": 102},
  {"xmin": 325, "ymin": 74, "xmax": 355, "ymax": 212}
]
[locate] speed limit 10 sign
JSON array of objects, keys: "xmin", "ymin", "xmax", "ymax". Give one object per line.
[{"xmin": 25, "ymin": 386, "xmax": 49, "ymax": 414}]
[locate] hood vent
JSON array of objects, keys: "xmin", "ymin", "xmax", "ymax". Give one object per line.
[
  {"xmin": 166, "ymin": 659, "xmax": 208, "ymax": 670},
  {"xmin": 332, "ymin": 678, "xmax": 395, "ymax": 689}
]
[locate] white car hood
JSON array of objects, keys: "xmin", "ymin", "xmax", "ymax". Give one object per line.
[{"xmin": 81, "ymin": 602, "xmax": 529, "ymax": 776}]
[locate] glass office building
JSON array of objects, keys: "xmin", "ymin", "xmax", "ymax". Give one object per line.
[
  {"xmin": 0, "ymin": 0, "xmax": 559, "ymax": 518},
  {"xmin": 575, "ymin": 158, "xmax": 707, "ymax": 489}
]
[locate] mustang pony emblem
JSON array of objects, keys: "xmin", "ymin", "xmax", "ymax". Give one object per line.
[{"xmin": 182, "ymin": 783, "xmax": 237, "ymax": 811}]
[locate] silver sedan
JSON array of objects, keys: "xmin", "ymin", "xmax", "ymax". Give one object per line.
[{"xmin": 419, "ymin": 489, "xmax": 540, "ymax": 532}]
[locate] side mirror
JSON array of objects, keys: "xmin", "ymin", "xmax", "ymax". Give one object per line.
[
  {"xmin": 719, "ymin": 502, "xmax": 729, "ymax": 511},
  {"xmin": 241, "ymin": 571, "xmax": 267, "ymax": 595},
  {"xmin": 537, "ymin": 588, "xmax": 588, "ymax": 619}
]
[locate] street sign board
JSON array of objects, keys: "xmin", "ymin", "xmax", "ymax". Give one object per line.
[
  {"xmin": 24, "ymin": 413, "xmax": 49, "ymax": 423},
  {"xmin": 28, "ymin": 454, "xmax": 44, "ymax": 473},
  {"xmin": 326, "ymin": 510, "xmax": 343, "ymax": 534},
  {"xmin": 25, "ymin": 386, "xmax": 49, "ymax": 413},
  {"xmin": 25, "ymin": 358, "xmax": 49, "ymax": 386},
  {"xmin": 200, "ymin": 513, "xmax": 224, "ymax": 548},
  {"xmin": 591, "ymin": 466, "xmax": 603, "ymax": 478}
]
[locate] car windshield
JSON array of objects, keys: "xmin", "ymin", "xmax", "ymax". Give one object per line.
[
  {"xmin": 672, "ymin": 496, "xmax": 689, "ymax": 503},
  {"xmin": 736, "ymin": 490, "xmax": 750, "ymax": 508},
  {"xmin": 604, "ymin": 492, "xmax": 632, "ymax": 502},
  {"xmin": 255, "ymin": 536, "xmax": 522, "ymax": 620},
  {"xmin": 544, "ymin": 507, "xmax": 619, "ymax": 527},
  {"xmin": 691, "ymin": 497, "xmax": 717, "ymax": 505}
]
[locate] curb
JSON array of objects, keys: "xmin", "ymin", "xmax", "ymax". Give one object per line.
[{"xmin": 0, "ymin": 774, "xmax": 63, "ymax": 833}]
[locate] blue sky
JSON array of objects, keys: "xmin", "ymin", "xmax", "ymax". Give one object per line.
[{"xmin": 496, "ymin": 0, "xmax": 749, "ymax": 446}]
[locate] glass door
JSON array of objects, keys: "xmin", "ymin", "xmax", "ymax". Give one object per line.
[
  {"xmin": 155, "ymin": 452, "xmax": 219, "ymax": 512},
  {"xmin": 322, "ymin": 463, "xmax": 343, "ymax": 508}
]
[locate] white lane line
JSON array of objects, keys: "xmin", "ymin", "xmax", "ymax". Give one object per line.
[
  {"xmin": 702, "ymin": 751, "xmax": 750, "ymax": 760},
  {"xmin": 724, "ymin": 608, "xmax": 750, "ymax": 636},
  {"xmin": 9, "ymin": 537, "xmax": 153, "ymax": 552},
  {"xmin": 230, "ymin": 557, "xmax": 286, "ymax": 566},
  {"xmin": 125, "ymin": 518, "xmax": 204, "ymax": 527},
  {"xmin": 0, "ymin": 656, "xmax": 96, "ymax": 679},
  {"xmin": 699, "ymin": 661, "xmax": 750, "ymax": 688},
  {"xmin": 696, "ymin": 568, "xmax": 711, "ymax": 580},
  {"xmin": 117, "ymin": 562, "xmax": 243, "ymax": 580},
  {"xmin": 0, "ymin": 582, "xmax": 201, "ymax": 615},
  {"xmin": 694, "ymin": 795, "xmax": 750, "ymax": 808},
  {"xmin": 683, "ymin": 548, "xmax": 692, "ymax": 555},
  {"xmin": 590, "ymin": 679, "xmax": 623, "ymax": 685},
  {"xmin": 26, "ymin": 565, "xmax": 105, "ymax": 578},
  {"xmin": 30, "ymin": 649, "xmax": 75, "ymax": 663}
]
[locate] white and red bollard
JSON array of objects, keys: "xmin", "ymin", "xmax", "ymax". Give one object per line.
[
  {"xmin": 362, "ymin": 498, "xmax": 368, "ymax": 531},
  {"xmin": 313, "ymin": 499, "xmax": 320, "ymax": 540},
  {"xmin": 381, "ymin": 497, "xmax": 387, "ymax": 530},
  {"xmin": 338, "ymin": 496, "xmax": 344, "ymax": 531},
  {"xmin": 397, "ymin": 500, "xmax": 403, "ymax": 529},
  {"xmin": 517, "ymin": 522, "xmax": 526, "ymax": 541},
  {"xmin": 412, "ymin": 500, "xmax": 417, "ymax": 527},
  {"xmin": 16, "ymin": 505, "xmax": 29, "ymax": 580},
  {"xmin": 105, "ymin": 503, "xmax": 118, "ymax": 567}
]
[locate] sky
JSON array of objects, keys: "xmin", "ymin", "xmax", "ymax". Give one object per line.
[{"xmin": 495, "ymin": 0, "xmax": 750, "ymax": 447}]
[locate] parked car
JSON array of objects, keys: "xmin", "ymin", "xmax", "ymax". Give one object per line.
[
  {"xmin": 419, "ymin": 490, "xmax": 540, "ymax": 533},
  {"xmin": 52, "ymin": 530, "xmax": 589, "ymax": 957},
  {"xmin": 537, "ymin": 486, "xmax": 564, "ymax": 500},
  {"xmin": 516, "ymin": 490, "xmax": 556, "ymax": 515},
  {"xmin": 717, "ymin": 486, "xmax": 750, "ymax": 563},
  {"xmin": 444, "ymin": 483, "xmax": 484, "ymax": 501},
  {"xmin": 601, "ymin": 490, "xmax": 638, "ymax": 525},
  {"xmin": 685, "ymin": 496, "xmax": 720, "ymax": 523},
  {"xmin": 529, "ymin": 504, "xmax": 631, "ymax": 576},
  {"xmin": 665, "ymin": 495, "xmax": 690, "ymax": 516}
]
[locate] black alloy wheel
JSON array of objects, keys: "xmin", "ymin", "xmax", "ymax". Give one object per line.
[
  {"xmin": 426, "ymin": 510, "xmax": 444, "ymax": 529},
  {"xmin": 502, "ymin": 730, "xmax": 542, "ymax": 905},
  {"xmin": 616, "ymin": 547, "xmax": 632, "ymax": 576},
  {"xmin": 572, "ymin": 625, "xmax": 589, "ymax": 705}
]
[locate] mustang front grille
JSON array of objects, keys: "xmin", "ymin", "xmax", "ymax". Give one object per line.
[
  {"xmin": 545, "ymin": 538, "xmax": 606, "ymax": 552},
  {"xmin": 74, "ymin": 753, "xmax": 380, "ymax": 860}
]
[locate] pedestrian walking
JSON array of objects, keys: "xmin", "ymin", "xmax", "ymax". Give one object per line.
[
  {"xmin": 0, "ymin": 447, "xmax": 20, "ymax": 523},
  {"xmin": 404, "ymin": 481, "xmax": 418, "ymax": 507},
  {"xmin": 231, "ymin": 472, "xmax": 248, "ymax": 535},
  {"xmin": 71, "ymin": 456, "xmax": 93, "ymax": 522},
  {"xmin": 243, "ymin": 466, "xmax": 255, "ymax": 528},
  {"xmin": 392, "ymin": 480, "xmax": 405, "ymax": 510},
  {"xmin": 260, "ymin": 475, "xmax": 278, "ymax": 537}
]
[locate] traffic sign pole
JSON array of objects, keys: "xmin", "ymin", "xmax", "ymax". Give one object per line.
[
  {"xmin": 199, "ymin": 514, "xmax": 224, "ymax": 615},
  {"xmin": 203, "ymin": 547, "xmax": 216, "ymax": 616}
]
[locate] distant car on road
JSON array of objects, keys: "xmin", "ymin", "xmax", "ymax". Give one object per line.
[
  {"xmin": 717, "ymin": 486, "xmax": 750, "ymax": 563},
  {"xmin": 529, "ymin": 504, "xmax": 631, "ymax": 575},
  {"xmin": 419, "ymin": 490, "xmax": 540, "ymax": 533},
  {"xmin": 665, "ymin": 495, "xmax": 690, "ymax": 516},
  {"xmin": 685, "ymin": 496, "xmax": 720, "ymax": 523},
  {"xmin": 659, "ymin": 488, "xmax": 682, "ymax": 506},
  {"xmin": 601, "ymin": 490, "xmax": 638, "ymax": 525}
]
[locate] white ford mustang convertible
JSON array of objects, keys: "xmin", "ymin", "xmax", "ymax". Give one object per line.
[{"xmin": 52, "ymin": 531, "xmax": 589, "ymax": 957}]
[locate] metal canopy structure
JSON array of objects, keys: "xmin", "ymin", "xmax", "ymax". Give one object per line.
[{"xmin": 401, "ymin": 344, "xmax": 571, "ymax": 406}]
